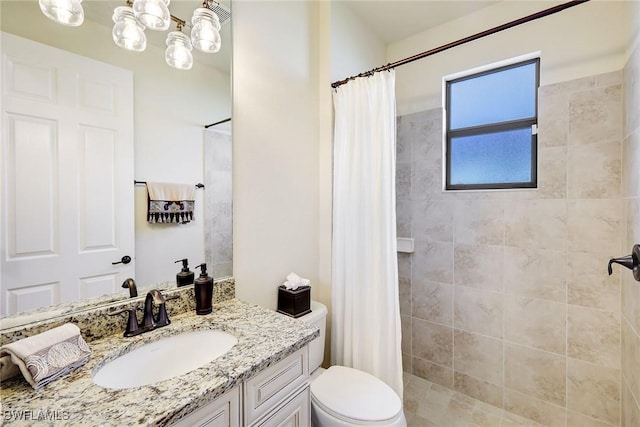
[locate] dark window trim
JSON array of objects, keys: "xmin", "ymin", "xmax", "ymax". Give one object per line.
[
  {"xmin": 445, "ymin": 57, "xmax": 540, "ymax": 191},
  {"xmin": 449, "ymin": 117, "xmax": 536, "ymax": 137}
]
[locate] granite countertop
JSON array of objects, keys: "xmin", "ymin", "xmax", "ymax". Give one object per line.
[{"xmin": 0, "ymin": 299, "xmax": 319, "ymax": 426}]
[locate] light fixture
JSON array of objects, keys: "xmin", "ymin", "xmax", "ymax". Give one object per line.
[
  {"xmin": 39, "ymin": 0, "xmax": 84, "ymax": 27},
  {"xmin": 132, "ymin": 0, "xmax": 170, "ymax": 31},
  {"xmin": 41, "ymin": 0, "xmax": 228, "ymax": 70},
  {"xmin": 112, "ymin": 6, "xmax": 147, "ymax": 52},
  {"xmin": 165, "ymin": 31, "xmax": 193, "ymax": 70},
  {"xmin": 190, "ymin": 7, "xmax": 221, "ymax": 53}
]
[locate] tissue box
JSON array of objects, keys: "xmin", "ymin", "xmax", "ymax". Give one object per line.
[{"xmin": 277, "ymin": 285, "xmax": 311, "ymax": 318}]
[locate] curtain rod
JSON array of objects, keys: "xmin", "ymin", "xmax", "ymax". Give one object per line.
[
  {"xmin": 331, "ymin": 0, "xmax": 590, "ymax": 89},
  {"xmin": 204, "ymin": 117, "xmax": 231, "ymax": 128}
]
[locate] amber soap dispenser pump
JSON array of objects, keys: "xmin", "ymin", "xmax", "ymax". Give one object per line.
[{"xmin": 194, "ymin": 263, "xmax": 213, "ymax": 315}]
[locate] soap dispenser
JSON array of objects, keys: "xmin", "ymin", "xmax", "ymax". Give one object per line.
[
  {"xmin": 175, "ymin": 259, "xmax": 194, "ymax": 287},
  {"xmin": 194, "ymin": 263, "xmax": 213, "ymax": 315}
]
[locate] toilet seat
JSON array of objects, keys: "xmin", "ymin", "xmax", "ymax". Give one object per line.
[{"xmin": 310, "ymin": 366, "xmax": 402, "ymax": 424}]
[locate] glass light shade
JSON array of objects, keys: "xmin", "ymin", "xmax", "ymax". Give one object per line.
[
  {"xmin": 165, "ymin": 31, "xmax": 193, "ymax": 70},
  {"xmin": 133, "ymin": 0, "xmax": 170, "ymax": 31},
  {"xmin": 112, "ymin": 6, "xmax": 147, "ymax": 52},
  {"xmin": 190, "ymin": 8, "xmax": 221, "ymax": 53},
  {"xmin": 39, "ymin": 0, "xmax": 84, "ymax": 26}
]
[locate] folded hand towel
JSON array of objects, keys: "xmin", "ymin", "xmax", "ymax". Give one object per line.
[
  {"xmin": 0, "ymin": 324, "xmax": 91, "ymax": 389},
  {"xmin": 147, "ymin": 182, "xmax": 196, "ymax": 224},
  {"xmin": 0, "ymin": 354, "xmax": 20, "ymax": 381},
  {"xmin": 283, "ymin": 272, "xmax": 311, "ymax": 290}
]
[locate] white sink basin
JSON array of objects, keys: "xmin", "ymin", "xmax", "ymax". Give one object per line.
[{"xmin": 92, "ymin": 330, "xmax": 237, "ymax": 389}]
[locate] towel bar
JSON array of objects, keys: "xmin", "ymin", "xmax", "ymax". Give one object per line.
[{"xmin": 134, "ymin": 180, "xmax": 205, "ymax": 189}]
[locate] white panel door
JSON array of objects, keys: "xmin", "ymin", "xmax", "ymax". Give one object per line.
[{"xmin": 0, "ymin": 32, "xmax": 134, "ymax": 315}]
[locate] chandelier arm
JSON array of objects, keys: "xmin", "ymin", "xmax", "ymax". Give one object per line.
[{"xmin": 170, "ymin": 14, "xmax": 185, "ymax": 31}]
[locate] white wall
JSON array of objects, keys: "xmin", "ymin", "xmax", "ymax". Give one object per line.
[
  {"xmin": 1, "ymin": 2, "xmax": 231, "ymax": 287},
  {"xmin": 330, "ymin": 1, "xmax": 386, "ymax": 82},
  {"xmin": 317, "ymin": 0, "xmax": 333, "ymax": 366},
  {"xmin": 387, "ymin": 1, "xmax": 630, "ymax": 115},
  {"xmin": 232, "ymin": 0, "xmax": 320, "ymax": 309},
  {"xmin": 230, "ymin": 0, "xmax": 387, "ymax": 312},
  {"xmin": 629, "ymin": 0, "xmax": 640, "ymax": 59}
]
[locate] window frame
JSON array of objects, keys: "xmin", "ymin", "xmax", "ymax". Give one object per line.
[{"xmin": 444, "ymin": 57, "xmax": 540, "ymax": 191}]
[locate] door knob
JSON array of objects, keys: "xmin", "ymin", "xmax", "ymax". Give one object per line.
[{"xmin": 112, "ymin": 255, "xmax": 132, "ymax": 265}]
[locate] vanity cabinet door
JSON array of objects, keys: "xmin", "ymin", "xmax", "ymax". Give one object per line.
[
  {"xmin": 244, "ymin": 347, "xmax": 309, "ymax": 425},
  {"xmin": 170, "ymin": 386, "xmax": 240, "ymax": 427},
  {"xmin": 252, "ymin": 386, "xmax": 310, "ymax": 427}
]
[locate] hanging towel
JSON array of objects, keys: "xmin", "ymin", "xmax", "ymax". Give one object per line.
[
  {"xmin": 0, "ymin": 324, "xmax": 91, "ymax": 389},
  {"xmin": 147, "ymin": 182, "xmax": 196, "ymax": 224}
]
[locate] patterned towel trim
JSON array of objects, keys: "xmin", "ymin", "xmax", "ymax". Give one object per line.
[
  {"xmin": 148, "ymin": 200, "xmax": 195, "ymax": 224},
  {"xmin": 24, "ymin": 335, "xmax": 91, "ymax": 389}
]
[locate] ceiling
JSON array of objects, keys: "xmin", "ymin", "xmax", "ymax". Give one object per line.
[
  {"xmin": 344, "ymin": 0, "xmax": 500, "ymax": 44},
  {"xmin": 80, "ymin": 1, "xmax": 497, "ymax": 74},
  {"xmin": 83, "ymin": 0, "xmax": 231, "ymax": 73}
]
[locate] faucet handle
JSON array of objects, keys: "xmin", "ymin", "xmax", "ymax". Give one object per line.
[
  {"xmin": 143, "ymin": 290, "xmax": 167, "ymax": 330},
  {"xmin": 154, "ymin": 295, "xmax": 179, "ymax": 328},
  {"xmin": 109, "ymin": 307, "xmax": 141, "ymax": 337},
  {"xmin": 608, "ymin": 244, "xmax": 640, "ymax": 281},
  {"xmin": 155, "ymin": 304, "xmax": 170, "ymax": 328}
]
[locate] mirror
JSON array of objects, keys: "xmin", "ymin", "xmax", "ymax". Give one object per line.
[{"xmin": 0, "ymin": 0, "xmax": 232, "ymax": 322}]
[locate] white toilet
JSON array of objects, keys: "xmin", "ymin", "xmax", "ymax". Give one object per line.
[{"xmin": 299, "ymin": 301, "xmax": 407, "ymax": 427}]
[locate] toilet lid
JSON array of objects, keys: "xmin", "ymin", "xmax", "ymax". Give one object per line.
[{"xmin": 310, "ymin": 366, "xmax": 402, "ymax": 422}]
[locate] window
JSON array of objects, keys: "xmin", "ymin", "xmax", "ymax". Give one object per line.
[{"xmin": 445, "ymin": 57, "xmax": 539, "ymax": 190}]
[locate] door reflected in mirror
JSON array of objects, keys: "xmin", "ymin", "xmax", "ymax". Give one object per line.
[{"xmin": 0, "ymin": 0, "xmax": 232, "ymax": 318}]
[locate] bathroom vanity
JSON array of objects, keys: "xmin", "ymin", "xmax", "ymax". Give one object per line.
[
  {"xmin": 0, "ymin": 288, "xmax": 318, "ymax": 426},
  {"xmin": 172, "ymin": 346, "xmax": 310, "ymax": 426}
]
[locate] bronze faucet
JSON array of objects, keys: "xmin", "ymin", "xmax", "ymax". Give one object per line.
[
  {"xmin": 109, "ymin": 290, "xmax": 178, "ymax": 337},
  {"xmin": 121, "ymin": 278, "xmax": 137, "ymax": 298},
  {"xmin": 142, "ymin": 290, "xmax": 165, "ymax": 329}
]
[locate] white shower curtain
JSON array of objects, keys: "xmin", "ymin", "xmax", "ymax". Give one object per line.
[{"xmin": 331, "ymin": 70, "xmax": 403, "ymax": 397}]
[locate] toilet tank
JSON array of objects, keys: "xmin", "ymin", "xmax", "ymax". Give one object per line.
[{"xmin": 298, "ymin": 300, "xmax": 327, "ymax": 372}]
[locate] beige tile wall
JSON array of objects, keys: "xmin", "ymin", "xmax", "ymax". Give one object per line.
[
  {"xmin": 621, "ymin": 39, "xmax": 640, "ymax": 427},
  {"xmin": 397, "ymin": 69, "xmax": 632, "ymax": 426}
]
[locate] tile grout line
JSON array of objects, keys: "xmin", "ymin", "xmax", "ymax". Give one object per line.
[
  {"xmin": 618, "ymin": 73, "xmax": 629, "ymax": 427},
  {"xmin": 565, "ymin": 200, "xmax": 570, "ymax": 427},
  {"xmin": 618, "ymin": 124, "xmax": 624, "ymax": 427},
  {"xmin": 564, "ymin": 88, "xmax": 571, "ymax": 427},
  {"xmin": 622, "ymin": 373, "xmax": 640, "ymax": 417},
  {"xmin": 502, "ymin": 201, "xmax": 507, "ymax": 413},
  {"xmin": 451, "ymin": 196, "xmax": 456, "ymax": 392}
]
